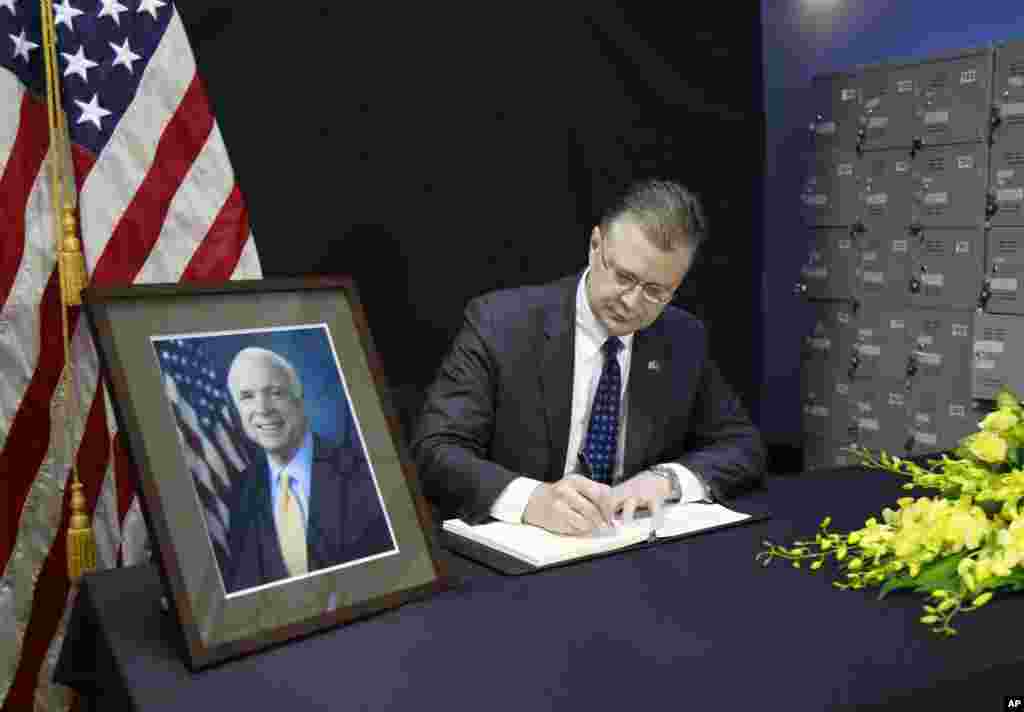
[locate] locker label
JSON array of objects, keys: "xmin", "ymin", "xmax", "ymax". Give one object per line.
[
  {"xmin": 960, "ymin": 69, "xmax": 978, "ymax": 84},
  {"xmin": 809, "ymin": 336, "xmax": 831, "ymax": 350},
  {"xmin": 893, "ymin": 239, "xmax": 909, "ymax": 252},
  {"xmin": 888, "ymin": 392, "xmax": 905, "ymax": 406},
  {"xmin": 857, "ymin": 343, "xmax": 881, "ymax": 357},
  {"xmin": 858, "ymin": 328, "xmax": 874, "ymax": 338},
  {"xmin": 841, "ymin": 88, "xmax": 857, "ymax": 101},
  {"xmin": 924, "ymin": 110, "xmax": 950, "ymax": 125},
  {"xmin": 915, "ymin": 412, "xmax": 931, "ymax": 424},
  {"xmin": 957, "ymin": 155, "xmax": 974, "ymax": 169},
  {"xmin": 805, "ymin": 405, "xmax": 830, "ymax": 418},
  {"xmin": 837, "ymin": 163, "xmax": 854, "ymax": 176},
  {"xmin": 975, "ymin": 339, "xmax": 1005, "ymax": 353},
  {"xmin": 861, "ymin": 271, "xmax": 884, "ymax": 284},
  {"xmin": 816, "ymin": 121, "xmax": 838, "ymax": 135},
  {"xmin": 952, "ymin": 323, "xmax": 969, "ymax": 337},
  {"xmin": 836, "ymin": 383, "xmax": 850, "ymax": 395},
  {"xmin": 867, "ymin": 116, "xmax": 889, "ymax": 129},
  {"xmin": 857, "ymin": 417, "xmax": 880, "ymax": 431},
  {"xmin": 955, "ymin": 241, "xmax": 970, "ymax": 254},
  {"xmin": 921, "ymin": 273, "xmax": 945, "ymax": 287},
  {"xmin": 1000, "ymin": 102, "xmax": 1024, "ymax": 117},
  {"xmin": 838, "ymin": 311, "xmax": 850, "ymax": 324},
  {"xmin": 895, "ymin": 161, "xmax": 909, "ymax": 173},
  {"xmin": 997, "ymin": 169, "xmax": 1016, "ymax": 181},
  {"xmin": 916, "ymin": 351, "xmax": 942, "ymax": 366},
  {"xmin": 863, "ymin": 250, "xmax": 878, "ymax": 262},
  {"xmin": 975, "ymin": 358, "xmax": 996, "ymax": 370},
  {"xmin": 890, "ymin": 319, "xmax": 905, "ymax": 329},
  {"xmin": 866, "ymin": 193, "xmax": 888, "ymax": 206},
  {"xmin": 997, "ymin": 187, "xmax": 1024, "ymax": 202},
  {"xmin": 990, "ymin": 277, "xmax": 1019, "ymax": 292},
  {"xmin": 804, "ymin": 194, "xmax": 828, "ymax": 206},
  {"xmin": 865, "ymin": 97, "xmax": 881, "ymax": 109},
  {"xmin": 914, "ymin": 431, "xmax": 938, "ymax": 446},
  {"xmin": 950, "ymin": 404, "xmax": 966, "ymax": 417},
  {"xmin": 856, "ymin": 401, "xmax": 873, "ymax": 413},
  {"xmin": 1009, "ymin": 76, "xmax": 1024, "ymax": 89},
  {"xmin": 897, "ymin": 79, "xmax": 914, "ymax": 93},
  {"xmin": 838, "ymin": 239, "xmax": 852, "ymax": 250},
  {"xmin": 924, "ymin": 192, "xmax": 949, "ymax": 205}
]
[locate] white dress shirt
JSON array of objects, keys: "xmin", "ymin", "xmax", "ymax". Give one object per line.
[{"xmin": 490, "ymin": 269, "xmax": 707, "ymax": 523}]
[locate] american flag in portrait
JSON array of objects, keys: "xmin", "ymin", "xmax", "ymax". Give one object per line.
[
  {"xmin": 156, "ymin": 337, "xmax": 251, "ymax": 581},
  {"xmin": 0, "ymin": 1, "xmax": 261, "ymax": 710}
]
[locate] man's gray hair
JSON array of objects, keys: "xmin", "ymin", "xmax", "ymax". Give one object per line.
[
  {"xmin": 226, "ymin": 347, "xmax": 303, "ymax": 404},
  {"xmin": 600, "ymin": 179, "xmax": 707, "ymax": 251}
]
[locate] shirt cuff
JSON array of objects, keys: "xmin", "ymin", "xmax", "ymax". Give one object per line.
[
  {"xmin": 657, "ymin": 462, "xmax": 708, "ymax": 502},
  {"xmin": 489, "ymin": 477, "xmax": 544, "ymax": 523}
]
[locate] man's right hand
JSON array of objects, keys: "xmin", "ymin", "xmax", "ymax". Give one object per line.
[{"xmin": 522, "ymin": 475, "xmax": 613, "ymax": 535}]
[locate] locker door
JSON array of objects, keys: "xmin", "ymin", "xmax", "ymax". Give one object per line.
[
  {"xmin": 860, "ymin": 150, "xmax": 914, "ymax": 233},
  {"xmin": 909, "ymin": 227, "xmax": 985, "ymax": 310},
  {"xmin": 848, "ymin": 379, "xmax": 912, "ymax": 455},
  {"xmin": 857, "ymin": 227, "xmax": 912, "ymax": 307},
  {"xmin": 910, "ymin": 144, "xmax": 988, "ymax": 228},
  {"xmin": 906, "ymin": 310, "xmax": 974, "ymax": 392},
  {"xmin": 973, "ymin": 312, "xmax": 1024, "ymax": 399},
  {"xmin": 906, "ymin": 386, "xmax": 978, "ymax": 455},
  {"xmin": 915, "ymin": 51, "xmax": 994, "ymax": 146},
  {"xmin": 799, "ymin": 227, "xmax": 859, "ymax": 300},
  {"xmin": 988, "ymin": 146, "xmax": 1024, "ymax": 226},
  {"xmin": 859, "ymin": 62, "xmax": 918, "ymax": 151},
  {"xmin": 991, "ymin": 41, "xmax": 1024, "ymax": 147},
  {"xmin": 801, "ymin": 150, "xmax": 862, "ymax": 227},
  {"xmin": 809, "ymin": 72, "xmax": 862, "ymax": 152},
  {"xmin": 984, "ymin": 227, "xmax": 1024, "ymax": 315}
]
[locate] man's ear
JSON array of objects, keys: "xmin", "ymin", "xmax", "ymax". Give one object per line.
[{"xmin": 590, "ymin": 226, "xmax": 601, "ymax": 253}]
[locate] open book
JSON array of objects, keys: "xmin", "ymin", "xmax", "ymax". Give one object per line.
[{"xmin": 443, "ymin": 501, "xmax": 755, "ymax": 569}]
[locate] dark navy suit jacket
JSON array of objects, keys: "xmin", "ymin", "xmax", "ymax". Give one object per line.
[
  {"xmin": 411, "ymin": 272, "xmax": 766, "ymax": 523},
  {"xmin": 225, "ymin": 430, "xmax": 394, "ymax": 593}
]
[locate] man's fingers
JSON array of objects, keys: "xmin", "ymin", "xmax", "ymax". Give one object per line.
[
  {"xmin": 565, "ymin": 489, "xmax": 608, "ymax": 530},
  {"xmin": 621, "ymin": 497, "xmax": 638, "ymax": 524}
]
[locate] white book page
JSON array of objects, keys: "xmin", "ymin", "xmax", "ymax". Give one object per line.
[{"xmin": 652, "ymin": 502, "xmax": 751, "ymax": 537}]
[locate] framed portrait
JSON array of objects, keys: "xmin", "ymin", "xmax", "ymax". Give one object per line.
[{"xmin": 82, "ymin": 276, "xmax": 447, "ymax": 669}]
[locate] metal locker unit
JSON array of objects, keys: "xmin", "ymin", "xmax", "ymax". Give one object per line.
[
  {"xmin": 914, "ymin": 48, "xmax": 994, "ymax": 147},
  {"xmin": 973, "ymin": 312, "xmax": 1024, "ymax": 399},
  {"xmin": 801, "ymin": 375, "xmax": 853, "ymax": 444},
  {"xmin": 800, "ymin": 301, "xmax": 857, "ymax": 444},
  {"xmin": 846, "ymin": 307, "xmax": 914, "ymax": 383},
  {"xmin": 858, "ymin": 61, "xmax": 919, "ymax": 151},
  {"xmin": 910, "ymin": 143, "xmax": 989, "ymax": 228},
  {"xmin": 797, "ymin": 227, "xmax": 859, "ymax": 300},
  {"xmin": 809, "ymin": 71, "xmax": 862, "ymax": 152},
  {"xmin": 800, "ymin": 149, "xmax": 862, "ymax": 227},
  {"xmin": 906, "ymin": 385, "xmax": 979, "ymax": 456},
  {"xmin": 904, "ymin": 309, "xmax": 974, "ymax": 394},
  {"xmin": 908, "ymin": 227, "xmax": 985, "ymax": 310},
  {"xmin": 990, "ymin": 41, "xmax": 1024, "ymax": 149},
  {"xmin": 848, "ymin": 379, "xmax": 912, "ymax": 455},
  {"xmin": 983, "ymin": 227, "xmax": 1024, "ymax": 314},
  {"xmin": 856, "ymin": 226, "xmax": 912, "ymax": 306},
  {"xmin": 859, "ymin": 150, "xmax": 914, "ymax": 232},
  {"xmin": 988, "ymin": 145, "xmax": 1024, "ymax": 225}
]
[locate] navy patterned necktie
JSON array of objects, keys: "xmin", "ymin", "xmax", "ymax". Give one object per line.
[{"xmin": 582, "ymin": 336, "xmax": 623, "ymax": 484}]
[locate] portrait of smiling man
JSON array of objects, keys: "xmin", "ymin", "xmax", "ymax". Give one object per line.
[
  {"xmin": 224, "ymin": 345, "xmax": 395, "ymax": 594},
  {"xmin": 412, "ymin": 179, "xmax": 765, "ymax": 534}
]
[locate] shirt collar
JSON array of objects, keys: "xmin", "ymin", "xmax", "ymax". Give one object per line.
[
  {"xmin": 267, "ymin": 427, "xmax": 314, "ymax": 488},
  {"xmin": 576, "ymin": 267, "xmax": 634, "ymax": 359}
]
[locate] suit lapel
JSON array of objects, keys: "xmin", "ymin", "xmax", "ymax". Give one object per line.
[
  {"xmin": 539, "ymin": 277, "xmax": 578, "ymax": 480},
  {"xmin": 624, "ymin": 319, "xmax": 671, "ymax": 475},
  {"xmin": 307, "ymin": 434, "xmax": 339, "ymax": 569}
]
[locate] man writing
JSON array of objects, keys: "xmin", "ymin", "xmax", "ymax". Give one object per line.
[
  {"xmin": 225, "ymin": 346, "xmax": 394, "ymax": 592},
  {"xmin": 412, "ymin": 180, "xmax": 764, "ymax": 534}
]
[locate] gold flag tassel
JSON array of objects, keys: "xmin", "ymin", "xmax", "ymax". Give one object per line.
[{"xmin": 39, "ymin": 0, "xmax": 95, "ymax": 581}]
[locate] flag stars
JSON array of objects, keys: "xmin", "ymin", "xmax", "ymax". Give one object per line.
[
  {"xmin": 137, "ymin": 0, "xmax": 165, "ymax": 20},
  {"xmin": 9, "ymin": 28, "xmax": 37, "ymax": 62},
  {"xmin": 62, "ymin": 45, "xmax": 98, "ymax": 81},
  {"xmin": 98, "ymin": 0, "xmax": 129, "ymax": 25},
  {"xmin": 0, "ymin": 0, "xmax": 17, "ymax": 16},
  {"xmin": 74, "ymin": 93, "xmax": 112, "ymax": 130},
  {"xmin": 109, "ymin": 37, "xmax": 141, "ymax": 73},
  {"xmin": 53, "ymin": 0, "xmax": 83, "ymax": 31}
]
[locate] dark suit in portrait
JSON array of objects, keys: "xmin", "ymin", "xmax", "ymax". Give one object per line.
[
  {"xmin": 225, "ymin": 429, "xmax": 395, "ymax": 594},
  {"xmin": 412, "ymin": 272, "xmax": 765, "ymax": 523}
]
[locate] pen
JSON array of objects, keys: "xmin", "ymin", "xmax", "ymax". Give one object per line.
[{"xmin": 576, "ymin": 451, "xmax": 593, "ymax": 477}]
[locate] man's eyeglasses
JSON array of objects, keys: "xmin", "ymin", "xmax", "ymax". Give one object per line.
[{"xmin": 599, "ymin": 235, "xmax": 676, "ymax": 305}]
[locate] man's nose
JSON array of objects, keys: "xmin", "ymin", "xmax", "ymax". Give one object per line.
[{"xmin": 619, "ymin": 285, "xmax": 643, "ymax": 312}]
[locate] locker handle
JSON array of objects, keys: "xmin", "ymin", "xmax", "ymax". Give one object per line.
[
  {"xmin": 985, "ymin": 193, "xmax": 999, "ymax": 218},
  {"xmin": 910, "ymin": 137, "xmax": 923, "ymax": 158}
]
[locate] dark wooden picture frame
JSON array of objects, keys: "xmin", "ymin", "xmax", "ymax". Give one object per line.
[{"xmin": 82, "ymin": 276, "xmax": 447, "ymax": 669}]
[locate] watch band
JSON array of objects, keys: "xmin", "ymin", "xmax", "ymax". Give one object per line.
[{"xmin": 648, "ymin": 465, "xmax": 682, "ymax": 502}]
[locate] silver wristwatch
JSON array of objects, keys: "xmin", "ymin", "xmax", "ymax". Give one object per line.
[{"xmin": 648, "ymin": 465, "xmax": 682, "ymax": 502}]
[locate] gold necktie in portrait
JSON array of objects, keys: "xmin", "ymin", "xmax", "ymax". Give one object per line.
[{"xmin": 275, "ymin": 471, "xmax": 308, "ymax": 576}]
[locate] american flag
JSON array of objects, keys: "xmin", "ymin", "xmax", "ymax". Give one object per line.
[
  {"xmin": 0, "ymin": 1, "xmax": 262, "ymax": 710},
  {"xmin": 156, "ymin": 337, "xmax": 250, "ymax": 581}
]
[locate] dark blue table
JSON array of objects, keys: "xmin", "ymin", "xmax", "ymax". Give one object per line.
[{"xmin": 55, "ymin": 468, "xmax": 1024, "ymax": 711}]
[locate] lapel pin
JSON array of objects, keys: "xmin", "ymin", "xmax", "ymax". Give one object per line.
[{"xmin": 648, "ymin": 360, "xmax": 661, "ymax": 372}]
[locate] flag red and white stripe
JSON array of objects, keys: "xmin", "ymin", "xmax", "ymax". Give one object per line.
[{"xmin": 0, "ymin": 2, "xmax": 261, "ymax": 709}]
